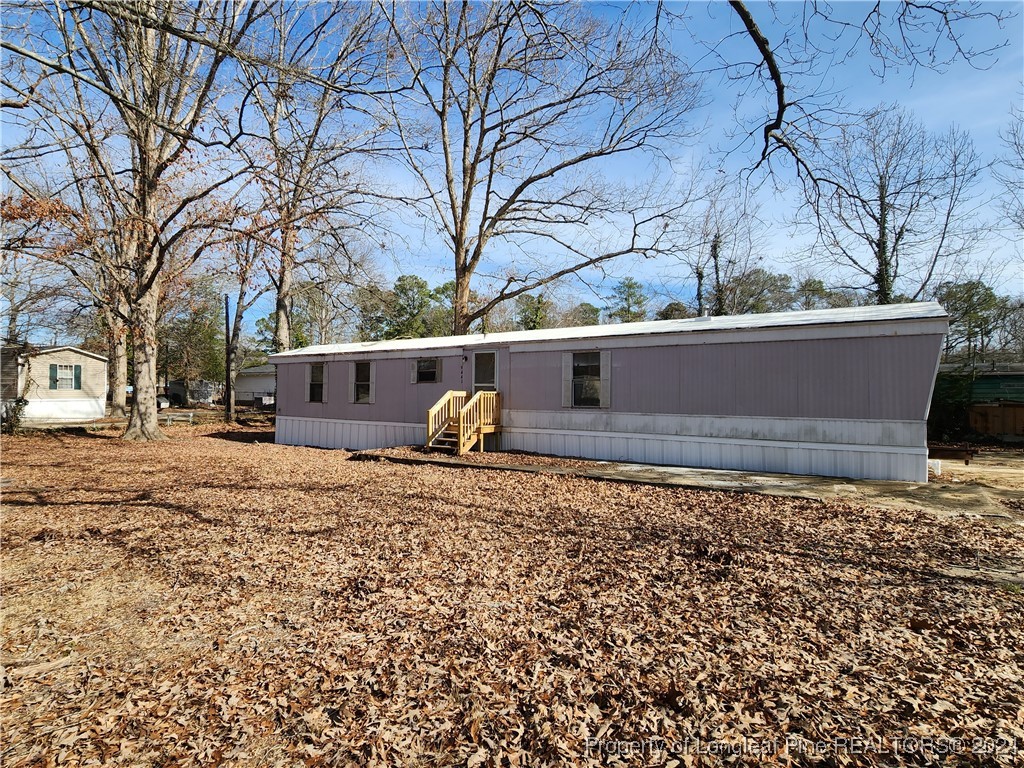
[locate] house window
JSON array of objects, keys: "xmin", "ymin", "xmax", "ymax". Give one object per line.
[
  {"xmin": 50, "ymin": 363, "xmax": 81, "ymax": 391},
  {"xmin": 416, "ymin": 358, "xmax": 440, "ymax": 383},
  {"xmin": 308, "ymin": 363, "xmax": 325, "ymax": 403},
  {"xmin": 353, "ymin": 361, "xmax": 372, "ymax": 404},
  {"xmin": 56, "ymin": 364, "xmax": 75, "ymax": 390},
  {"xmin": 572, "ymin": 352, "xmax": 601, "ymax": 407}
]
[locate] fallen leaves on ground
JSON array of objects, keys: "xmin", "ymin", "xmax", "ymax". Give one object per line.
[
  {"xmin": 370, "ymin": 445, "xmax": 610, "ymax": 470},
  {"xmin": 1, "ymin": 425, "xmax": 1022, "ymax": 767}
]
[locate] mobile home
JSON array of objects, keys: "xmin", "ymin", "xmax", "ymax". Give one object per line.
[
  {"xmin": 270, "ymin": 303, "xmax": 947, "ymax": 482},
  {"xmin": 1, "ymin": 345, "xmax": 109, "ymax": 423}
]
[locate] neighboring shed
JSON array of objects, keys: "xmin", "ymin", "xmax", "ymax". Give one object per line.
[
  {"xmin": 1, "ymin": 345, "xmax": 108, "ymax": 423},
  {"xmin": 270, "ymin": 303, "xmax": 948, "ymax": 482},
  {"xmin": 932, "ymin": 362, "xmax": 1024, "ymax": 441},
  {"xmin": 234, "ymin": 364, "xmax": 276, "ymax": 405},
  {"xmin": 166, "ymin": 379, "xmax": 221, "ymax": 406}
]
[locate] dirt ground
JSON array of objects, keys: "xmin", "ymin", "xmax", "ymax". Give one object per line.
[
  {"xmin": 2, "ymin": 425, "xmax": 1023, "ymax": 766},
  {"xmin": 941, "ymin": 449, "xmax": 1024, "ymax": 491}
]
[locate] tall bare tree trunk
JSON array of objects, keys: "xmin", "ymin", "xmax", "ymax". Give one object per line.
[
  {"xmin": 4, "ymin": 263, "xmax": 18, "ymax": 339},
  {"xmin": 123, "ymin": 288, "xmax": 166, "ymax": 440},
  {"xmin": 273, "ymin": 238, "xmax": 293, "ymax": 352},
  {"xmin": 874, "ymin": 179, "xmax": 894, "ymax": 305},
  {"xmin": 106, "ymin": 306, "xmax": 129, "ymax": 418},
  {"xmin": 453, "ymin": 267, "xmax": 473, "ymax": 335},
  {"xmin": 694, "ymin": 266, "xmax": 706, "ymax": 316},
  {"xmin": 710, "ymin": 233, "xmax": 726, "ymax": 316}
]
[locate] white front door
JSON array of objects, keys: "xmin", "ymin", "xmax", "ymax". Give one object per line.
[{"xmin": 472, "ymin": 351, "xmax": 497, "ymax": 393}]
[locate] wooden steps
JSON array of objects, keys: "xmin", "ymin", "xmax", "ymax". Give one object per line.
[
  {"xmin": 426, "ymin": 390, "xmax": 501, "ymax": 455},
  {"xmin": 429, "ymin": 428, "xmax": 461, "ymax": 453}
]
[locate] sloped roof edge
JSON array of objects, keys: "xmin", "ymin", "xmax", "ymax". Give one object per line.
[
  {"xmin": 32, "ymin": 345, "xmax": 109, "ymax": 363},
  {"xmin": 270, "ymin": 301, "xmax": 948, "ymax": 361}
]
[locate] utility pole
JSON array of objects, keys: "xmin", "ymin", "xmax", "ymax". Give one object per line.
[{"xmin": 224, "ymin": 293, "xmax": 233, "ymax": 423}]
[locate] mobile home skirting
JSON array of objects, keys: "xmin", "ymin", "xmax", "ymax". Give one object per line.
[
  {"xmin": 21, "ymin": 397, "xmax": 106, "ymax": 422},
  {"xmin": 277, "ymin": 416, "xmax": 426, "ymax": 451},
  {"xmin": 275, "ymin": 413, "xmax": 927, "ymax": 481}
]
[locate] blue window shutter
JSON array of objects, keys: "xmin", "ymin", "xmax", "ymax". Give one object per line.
[
  {"xmin": 49, "ymin": 364, "xmax": 58, "ymax": 389},
  {"xmin": 74, "ymin": 365, "xmax": 82, "ymax": 390}
]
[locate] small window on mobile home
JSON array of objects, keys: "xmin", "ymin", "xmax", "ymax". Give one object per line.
[
  {"xmin": 308, "ymin": 363, "xmax": 325, "ymax": 403},
  {"xmin": 416, "ymin": 358, "xmax": 440, "ymax": 383},
  {"xmin": 56, "ymin": 364, "xmax": 76, "ymax": 390},
  {"xmin": 562, "ymin": 350, "xmax": 610, "ymax": 408},
  {"xmin": 572, "ymin": 352, "xmax": 601, "ymax": 408},
  {"xmin": 353, "ymin": 361, "xmax": 372, "ymax": 404}
]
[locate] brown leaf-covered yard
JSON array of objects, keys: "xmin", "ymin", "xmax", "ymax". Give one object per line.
[{"xmin": 2, "ymin": 425, "xmax": 1022, "ymax": 767}]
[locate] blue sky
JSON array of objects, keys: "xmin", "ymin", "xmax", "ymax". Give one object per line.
[
  {"xmin": 349, "ymin": 0, "xmax": 1024, "ymax": 319},
  {"xmin": 3, "ymin": 1, "xmax": 1021, "ymax": 341},
  {"xmin": 657, "ymin": 0, "xmax": 1021, "ymax": 301}
]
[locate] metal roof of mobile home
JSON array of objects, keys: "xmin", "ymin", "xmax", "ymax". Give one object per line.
[{"xmin": 269, "ymin": 302, "xmax": 948, "ymax": 361}]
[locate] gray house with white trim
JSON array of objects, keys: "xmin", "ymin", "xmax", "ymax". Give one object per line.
[{"xmin": 269, "ymin": 303, "xmax": 948, "ymax": 482}]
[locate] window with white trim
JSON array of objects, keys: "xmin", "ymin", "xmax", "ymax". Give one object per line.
[
  {"xmin": 308, "ymin": 363, "xmax": 325, "ymax": 403},
  {"xmin": 416, "ymin": 357, "xmax": 440, "ymax": 383},
  {"xmin": 56, "ymin": 364, "xmax": 75, "ymax": 390},
  {"xmin": 572, "ymin": 352, "xmax": 601, "ymax": 407},
  {"xmin": 562, "ymin": 350, "xmax": 610, "ymax": 408},
  {"xmin": 353, "ymin": 361, "xmax": 372, "ymax": 404}
]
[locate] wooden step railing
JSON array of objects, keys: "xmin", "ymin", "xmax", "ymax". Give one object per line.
[
  {"xmin": 426, "ymin": 390, "xmax": 468, "ymax": 447},
  {"xmin": 456, "ymin": 391, "xmax": 501, "ymax": 454},
  {"xmin": 426, "ymin": 390, "xmax": 501, "ymax": 454}
]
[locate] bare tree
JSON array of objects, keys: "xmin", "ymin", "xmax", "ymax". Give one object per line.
[
  {"xmin": 220, "ymin": 221, "xmax": 273, "ymax": 421},
  {"xmin": 233, "ymin": 1, "xmax": 384, "ymax": 352},
  {"xmin": 697, "ymin": 2, "xmax": 1014, "ymax": 178},
  {"xmin": 663, "ymin": 178, "xmax": 767, "ymax": 316},
  {"xmin": 380, "ymin": 1, "xmax": 701, "ymax": 334},
  {"xmin": 0, "ymin": 197, "xmax": 76, "ymax": 342},
  {"xmin": 4, "ymin": 166, "xmax": 139, "ymax": 417},
  {"xmin": 797, "ymin": 105, "xmax": 982, "ymax": 304},
  {"xmin": 710, "ymin": 268, "xmax": 795, "ymax": 316},
  {"xmin": 3, "ymin": 1, "xmax": 267, "ymax": 440},
  {"xmin": 996, "ymin": 104, "xmax": 1024, "ymax": 233},
  {"xmin": 290, "ymin": 240, "xmax": 378, "ymax": 346}
]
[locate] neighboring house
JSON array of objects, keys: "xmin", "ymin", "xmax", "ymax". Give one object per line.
[
  {"xmin": 968, "ymin": 365, "xmax": 1024, "ymax": 441},
  {"xmin": 234, "ymin": 364, "xmax": 276, "ymax": 405},
  {"xmin": 269, "ymin": 303, "xmax": 948, "ymax": 482},
  {"xmin": 936, "ymin": 362, "xmax": 1024, "ymax": 403},
  {"xmin": 935, "ymin": 362, "xmax": 1024, "ymax": 441},
  {"xmin": 166, "ymin": 379, "xmax": 221, "ymax": 406},
  {"xmin": 1, "ymin": 344, "xmax": 108, "ymax": 423}
]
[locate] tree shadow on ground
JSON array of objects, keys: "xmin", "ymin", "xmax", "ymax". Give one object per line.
[
  {"xmin": 202, "ymin": 429, "xmax": 275, "ymax": 443},
  {"xmin": 30, "ymin": 427, "xmax": 121, "ymax": 440}
]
